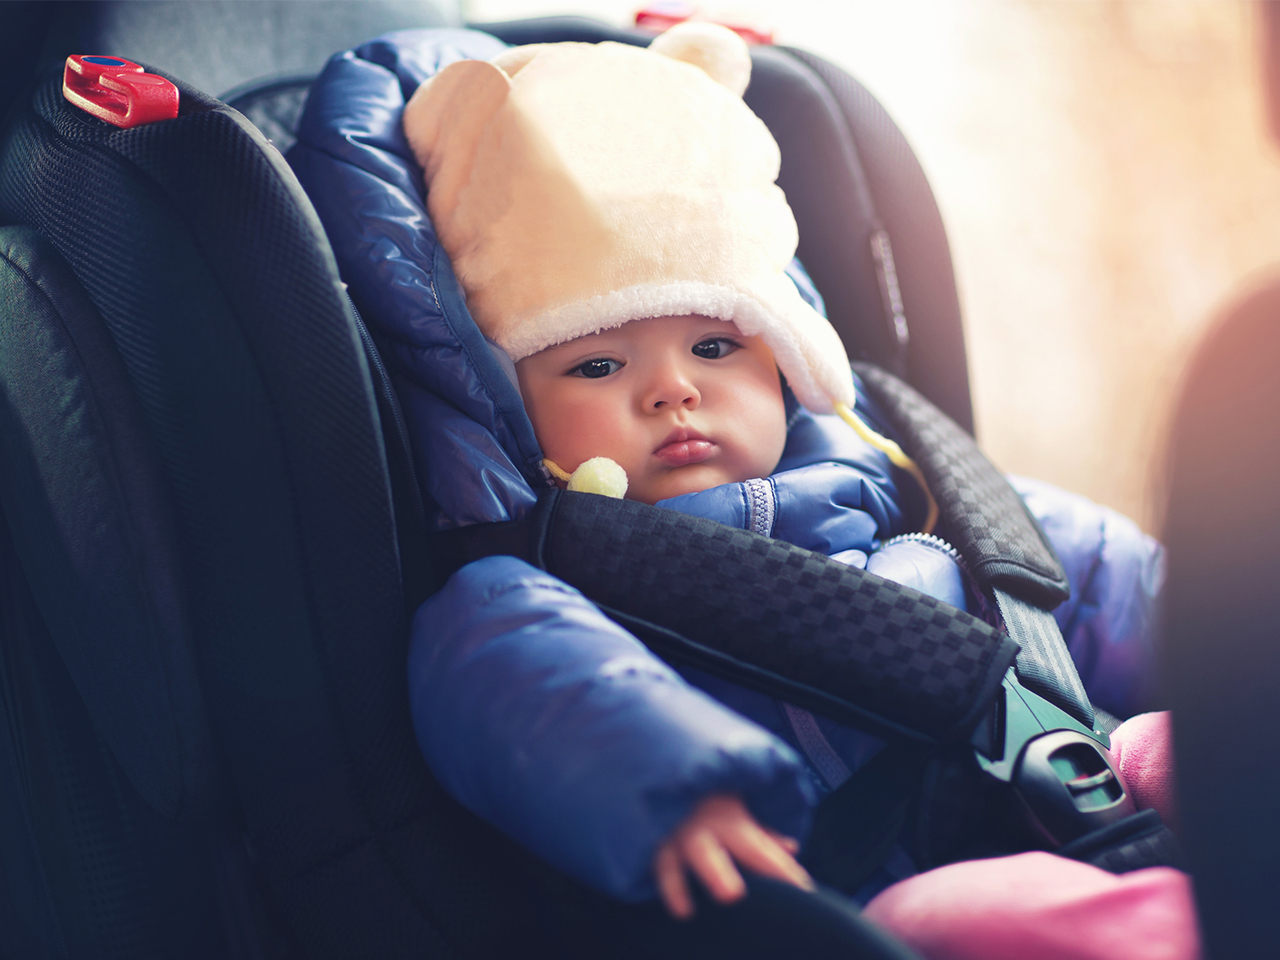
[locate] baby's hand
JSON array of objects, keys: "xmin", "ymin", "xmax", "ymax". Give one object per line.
[{"xmin": 652, "ymin": 793, "xmax": 815, "ymax": 919}]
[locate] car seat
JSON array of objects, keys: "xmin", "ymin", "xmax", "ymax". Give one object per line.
[{"xmin": 0, "ymin": 3, "xmax": 1147, "ymax": 958}]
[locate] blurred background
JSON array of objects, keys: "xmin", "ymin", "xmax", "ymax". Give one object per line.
[{"xmin": 468, "ymin": 0, "xmax": 1280, "ymax": 533}]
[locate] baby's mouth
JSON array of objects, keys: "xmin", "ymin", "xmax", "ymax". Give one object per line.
[{"xmin": 654, "ymin": 428, "xmax": 715, "ymax": 466}]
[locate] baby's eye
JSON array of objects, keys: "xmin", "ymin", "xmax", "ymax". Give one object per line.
[
  {"xmin": 571, "ymin": 358, "xmax": 623, "ymax": 379},
  {"xmin": 692, "ymin": 338, "xmax": 741, "ymax": 360}
]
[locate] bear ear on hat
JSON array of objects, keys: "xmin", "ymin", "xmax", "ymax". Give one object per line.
[
  {"xmin": 490, "ymin": 44, "xmax": 544, "ymax": 79},
  {"xmin": 649, "ymin": 21, "xmax": 751, "ymax": 97},
  {"xmin": 403, "ymin": 59, "xmax": 512, "ymax": 185}
]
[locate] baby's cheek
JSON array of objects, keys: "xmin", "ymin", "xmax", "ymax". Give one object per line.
[
  {"xmin": 542, "ymin": 398, "xmax": 643, "ymax": 475},
  {"xmin": 736, "ymin": 404, "xmax": 787, "ymax": 479}
]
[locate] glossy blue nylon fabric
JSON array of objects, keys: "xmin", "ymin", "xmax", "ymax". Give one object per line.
[
  {"xmin": 290, "ymin": 29, "xmax": 542, "ymax": 526},
  {"xmin": 288, "ymin": 27, "xmax": 1164, "ymax": 900},
  {"xmin": 409, "ymin": 557, "xmax": 814, "ymax": 899},
  {"xmin": 1011, "ymin": 476, "xmax": 1164, "ymax": 718}
]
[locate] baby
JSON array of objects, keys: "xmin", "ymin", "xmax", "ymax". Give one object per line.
[
  {"xmin": 517, "ymin": 311, "xmax": 821, "ymax": 915},
  {"xmin": 389, "ymin": 21, "xmax": 1190, "ymax": 957}
]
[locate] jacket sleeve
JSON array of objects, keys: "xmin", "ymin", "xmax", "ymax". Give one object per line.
[
  {"xmin": 1010, "ymin": 475, "xmax": 1165, "ymax": 718},
  {"xmin": 408, "ymin": 555, "xmax": 814, "ymax": 902}
]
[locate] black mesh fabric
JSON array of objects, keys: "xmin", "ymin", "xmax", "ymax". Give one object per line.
[
  {"xmin": 0, "ymin": 74, "xmax": 547, "ymax": 957},
  {"xmin": 853, "ymin": 362, "xmax": 1070, "ymax": 607},
  {"xmin": 524, "ymin": 492, "xmax": 1013, "ymax": 743},
  {"xmin": 0, "ymin": 508, "xmax": 231, "ymax": 959},
  {"xmin": 0, "ymin": 226, "xmax": 217, "ymax": 823}
]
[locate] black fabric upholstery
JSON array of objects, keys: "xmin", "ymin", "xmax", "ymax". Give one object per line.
[
  {"xmin": 0, "ymin": 73, "xmax": 546, "ymax": 958},
  {"xmin": 0, "ymin": 225, "xmax": 217, "ymax": 820},
  {"xmin": 0, "ymin": 510, "xmax": 236, "ymax": 959},
  {"xmin": 224, "ymin": 76, "xmax": 314, "ymax": 154},
  {"xmin": 438, "ymin": 490, "xmax": 1019, "ymax": 744},
  {"xmin": 854, "ymin": 361, "xmax": 1070, "ymax": 607}
]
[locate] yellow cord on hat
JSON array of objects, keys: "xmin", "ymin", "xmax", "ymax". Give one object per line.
[
  {"xmin": 834, "ymin": 402, "xmax": 938, "ymax": 535},
  {"xmin": 543, "ymin": 458, "xmax": 573, "ymax": 483}
]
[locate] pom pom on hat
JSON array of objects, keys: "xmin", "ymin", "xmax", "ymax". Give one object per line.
[
  {"xmin": 564, "ymin": 457, "xmax": 628, "ymax": 498},
  {"xmin": 649, "ymin": 21, "xmax": 751, "ymax": 96}
]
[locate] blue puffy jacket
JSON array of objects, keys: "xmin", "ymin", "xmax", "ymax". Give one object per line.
[{"xmin": 289, "ymin": 28, "xmax": 1164, "ymax": 904}]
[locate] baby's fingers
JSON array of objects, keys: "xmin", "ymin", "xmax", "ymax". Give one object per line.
[
  {"xmin": 683, "ymin": 829, "xmax": 748, "ymax": 904},
  {"xmin": 765, "ymin": 829, "xmax": 801, "ymax": 854},
  {"xmin": 654, "ymin": 841, "xmax": 694, "ymax": 919},
  {"xmin": 723, "ymin": 819, "xmax": 815, "ymax": 891}
]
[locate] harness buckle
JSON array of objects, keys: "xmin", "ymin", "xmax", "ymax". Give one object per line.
[{"xmin": 975, "ymin": 670, "xmax": 1137, "ymax": 847}]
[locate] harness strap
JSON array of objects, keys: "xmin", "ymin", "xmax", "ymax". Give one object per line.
[
  {"xmin": 853, "ymin": 363, "xmax": 1097, "ymax": 729},
  {"xmin": 993, "ymin": 587, "xmax": 1095, "ymax": 731},
  {"xmin": 852, "ymin": 362, "xmax": 1071, "ymax": 608},
  {"xmin": 434, "ymin": 489, "xmax": 1018, "ymax": 745},
  {"xmin": 800, "ymin": 745, "xmax": 930, "ymax": 894}
]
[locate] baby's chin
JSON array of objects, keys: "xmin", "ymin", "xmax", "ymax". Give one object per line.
[{"xmin": 626, "ymin": 462, "xmax": 768, "ymax": 505}]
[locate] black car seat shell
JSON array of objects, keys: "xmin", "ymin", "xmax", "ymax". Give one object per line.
[
  {"xmin": 285, "ymin": 9, "xmax": 1170, "ymax": 914},
  {"xmin": 0, "ymin": 61, "xmax": 564, "ymax": 959},
  {"xmin": 0, "ymin": 5, "xmax": 1098, "ymax": 958},
  {"xmin": 0, "ymin": 226, "xmax": 235, "ymax": 958}
]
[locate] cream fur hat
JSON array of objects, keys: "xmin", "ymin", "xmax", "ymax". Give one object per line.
[{"xmin": 402, "ymin": 22, "xmax": 856, "ymax": 414}]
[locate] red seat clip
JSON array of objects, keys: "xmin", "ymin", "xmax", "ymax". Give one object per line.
[
  {"xmin": 634, "ymin": 3, "xmax": 775, "ymax": 45},
  {"xmin": 63, "ymin": 55, "xmax": 179, "ymax": 129}
]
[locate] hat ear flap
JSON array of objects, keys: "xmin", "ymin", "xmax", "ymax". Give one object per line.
[
  {"xmin": 403, "ymin": 59, "xmax": 513, "ymax": 209},
  {"xmin": 649, "ymin": 22, "xmax": 751, "ymax": 97}
]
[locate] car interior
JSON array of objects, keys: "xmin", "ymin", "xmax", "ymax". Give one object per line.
[{"xmin": 0, "ymin": 2, "xmax": 1274, "ymax": 958}]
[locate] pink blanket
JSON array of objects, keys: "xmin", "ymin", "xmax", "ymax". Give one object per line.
[{"xmin": 863, "ymin": 712, "xmax": 1199, "ymax": 960}]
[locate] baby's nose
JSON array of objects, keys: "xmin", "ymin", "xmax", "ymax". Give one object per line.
[{"xmin": 645, "ymin": 367, "xmax": 701, "ymax": 410}]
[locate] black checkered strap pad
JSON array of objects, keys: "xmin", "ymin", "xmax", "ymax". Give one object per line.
[
  {"xmin": 435, "ymin": 490, "xmax": 1019, "ymax": 744},
  {"xmin": 852, "ymin": 363, "xmax": 1095, "ymax": 726},
  {"xmin": 853, "ymin": 362, "xmax": 1071, "ymax": 608}
]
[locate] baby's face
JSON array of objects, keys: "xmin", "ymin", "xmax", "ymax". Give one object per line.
[{"xmin": 516, "ymin": 316, "xmax": 788, "ymax": 504}]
